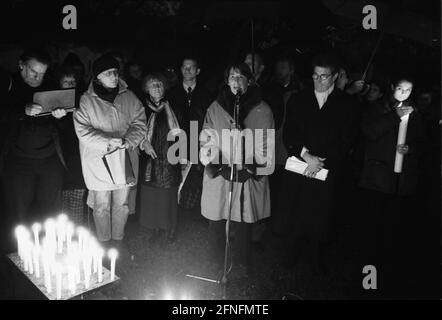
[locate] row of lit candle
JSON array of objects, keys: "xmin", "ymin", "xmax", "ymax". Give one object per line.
[{"xmin": 15, "ymin": 214, "xmax": 118, "ymax": 300}]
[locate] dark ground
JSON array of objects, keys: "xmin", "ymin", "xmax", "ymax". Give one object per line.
[
  {"xmin": 0, "ymin": 207, "xmax": 367, "ymax": 300},
  {"xmin": 0, "ymin": 202, "xmax": 440, "ymax": 300}
]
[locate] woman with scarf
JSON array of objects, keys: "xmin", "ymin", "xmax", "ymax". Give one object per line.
[
  {"xmin": 139, "ymin": 73, "xmax": 182, "ymax": 243},
  {"xmin": 200, "ymin": 62, "xmax": 274, "ymax": 275}
]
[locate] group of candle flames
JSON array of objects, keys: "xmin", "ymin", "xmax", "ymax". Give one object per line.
[{"xmin": 14, "ymin": 214, "xmax": 118, "ymax": 300}]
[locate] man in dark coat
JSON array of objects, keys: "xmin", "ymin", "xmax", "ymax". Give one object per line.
[
  {"xmin": 274, "ymin": 53, "xmax": 359, "ymax": 273},
  {"xmin": 167, "ymin": 56, "xmax": 213, "ymax": 212},
  {"xmin": 0, "ymin": 48, "xmax": 67, "ymax": 251}
]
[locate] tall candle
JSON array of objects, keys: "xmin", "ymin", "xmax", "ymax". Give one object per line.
[
  {"xmin": 32, "ymin": 246, "xmax": 40, "ymax": 278},
  {"xmin": 15, "ymin": 226, "xmax": 26, "ymax": 261},
  {"xmin": 31, "ymin": 223, "xmax": 41, "ymax": 247},
  {"xmin": 394, "ymin": 103, "xmax": 409, "ymax": 173},
  {"xmin": 108, "ymin": 248, "xmax": 118, "ymax": 281},
  {"xmin": 56, "ymin": 214, "xmax": 68, "ymax": 254},
  {"xmin": 67, "ymin": 258, "xmax": 76, "ymax": 295},
  {"xmin": 71, "ymin": 242, "xmax": 81, "ymax": 284},
  {"xmin": 82, "ymin": 252, "xmax": 91, "ymax": 289},
  {"xmin": 44, "ymin": 218, "xmax": 56, "ymax": 251},
  {"xmin": 27, "ymin": 241, "xmax": 34, "ymax": 275},
  {"xmin": 55, "ymin": 263, "xmax": 62, "ymax": 300},
  {"xmin": 97, "ymin": 247, "xmax": 103, "ymax": 283},
  {"xmin": 65, "ymin": 222, "xmax": 74, "ymax": 255},
  {"xmin": 43, "ymin": 251, "xmax": 51, "ymax": 293}
]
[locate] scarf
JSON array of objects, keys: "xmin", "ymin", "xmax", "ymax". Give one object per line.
[
  {"xmin": 216, "ymin": 84, "xmax": 262, "ymax": 128},
  {"xmin": 143, "ymin": 96, "xmax": 181, "ymax": 149},
  {"xmin": 93, "ymin": 81, "xmax": 119, "ymax": 103}
]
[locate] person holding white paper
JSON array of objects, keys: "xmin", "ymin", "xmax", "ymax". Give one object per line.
[
  {"xmin": 74, "ymin": 53, "xmax": 147, "ymax": 250},
  {"xmin": 358, "ymin": 75, "xmax": 426, "ymax": 298},
  {"xmin": 1, "ymin": 48, "xmax": 68, "ymax": 246},
  {"xmin": 273, "ymin": 52, "xmax": 359, "ymax": 274}
]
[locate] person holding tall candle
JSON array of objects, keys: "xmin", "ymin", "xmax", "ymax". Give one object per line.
[{"xmin": 358, "ymin": 75, "xmax": 426, "ymax": 299}]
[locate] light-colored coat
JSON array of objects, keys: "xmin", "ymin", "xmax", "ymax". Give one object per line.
[
  {"xmin": 200, "ymin": 100, "xmax": 274, "ymax": 223},
  {"xmin": 74, "ymin": 80, "xmax": 147, "ymax": 191}
]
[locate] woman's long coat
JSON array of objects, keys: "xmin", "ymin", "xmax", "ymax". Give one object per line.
[{"xmin": 200, "ymin": 89, "xmax": 274, "ymax": 223}]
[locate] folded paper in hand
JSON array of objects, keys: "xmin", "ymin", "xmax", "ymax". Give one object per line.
[
  {"xmin": 284, "ymin": 156, "xmax": 328, "ymax": 181},
  {"xmin": 102, "ymin": 148, "xmax": 136, "ymax": 186}
]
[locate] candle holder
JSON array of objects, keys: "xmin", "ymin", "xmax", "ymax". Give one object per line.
[{"xmin": 7, "ymin": 215, "xmax": 120, "ymax": 300}]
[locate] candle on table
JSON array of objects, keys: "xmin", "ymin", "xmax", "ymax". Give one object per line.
[
  {"xmin": 43, "ymin": 251, "xmax": 51, "ymax": 293},
  {"xmin": 15, "ymin": 226, "xmax": 26, "ymax": 261},
  {"xmin": 31, "ymin": 223, "xmax": 41, "ymax": 248},
  {"xmin": 71, "ymin": 241, "xmax": 80, "ymax": 284},
  {"xmin": 67, "ymin": 256, "xmax": 76, "ymax": 295},
  {"xmin": 108, "ymin": 248, "xmax": 118, "ymax": 281},
  {"xmin": 65, "ymin": 222, "xmax": 74, "ymax": 255},
  {"xmin": 55, "ymin": 263, "xmax": 62, "ymax": 300},
  {"xmin": 32, "ymin": 245, "xmax": 40, "ymax": 278},
  {"xmin": 27, "ymin": 241, "xmax": 34, "ymax": 275},
  {"xmin": 97, "ymin": 247, "xmax": 103, "ymax": 283},
  {"xmin": 44, "ymin": 218, "xmax": 56, "ymax": 251},
  {"xmin": 56, "ymin": 214, "xmax": 68, "ymax": 254}
]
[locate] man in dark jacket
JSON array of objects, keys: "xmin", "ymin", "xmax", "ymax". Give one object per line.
[
  {"xmin": 168, "ymin": 56, "xmax": 213, "ymax": 213},
  {"xmin": 0, "ymin": 48, "xmax": 67, "ymax": 242},
  {"xmin": 274, "ymin": 52, "xmax": 359, "ymax": 274}
]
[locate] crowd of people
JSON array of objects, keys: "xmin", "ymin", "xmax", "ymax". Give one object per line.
[{"xmin": 0, "ymin": 44, "xmax": 439, "ymax": 299}]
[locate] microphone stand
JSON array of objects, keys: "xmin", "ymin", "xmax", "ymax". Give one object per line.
[
  {"xmin": 185, "ymin": 90, "xmax": 242, "ymax": 300},
  {"xmin": 220, "ymin": 89, "xmax": 241, "ymax": 299}
]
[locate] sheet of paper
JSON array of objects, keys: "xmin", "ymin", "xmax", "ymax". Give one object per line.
[{"xmin": 284, "ymin": 156, "xmax": 328, "ymax": 181}]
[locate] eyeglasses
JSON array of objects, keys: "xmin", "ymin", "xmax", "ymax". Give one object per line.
[
  {"xmin": 101, "ymin": 70, "xmax": 119, "ymax": 77},
  {"xmin": 312, "ymin": 73, "xmax": 332, "ymax": 81}
]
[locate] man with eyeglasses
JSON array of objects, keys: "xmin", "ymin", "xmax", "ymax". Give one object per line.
[
  {"xmin": 74, "ymin": 53, "xmax": 147, "ymax": 254},
  {"xmin": 0, "ymin": 48, "xmax": 68, "ymax": 253},
  {"xmin": 274, "ymin": 53, "xmax": 359, "ymax": 276}
]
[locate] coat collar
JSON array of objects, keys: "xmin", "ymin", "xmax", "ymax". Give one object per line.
[{"xmin": 87, "ymin": 78, "xmax": 128, "ymax": 97}]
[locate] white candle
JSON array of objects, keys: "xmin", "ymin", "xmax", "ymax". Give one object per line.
[
  {"xmin": 108, "ymin": 248, "xmax": 118, "ymax": 281},
  {"xmin": 15, "ymin": 226, "xmax": 26, "ymax": 261},
  {"xmin": 55, "ymin": 263, "xmax": 62, "ymax": 300},
  {"xmin": 76, "ymin": 227, "xmax": 85, "ymax": 253},
  {"xmin": 44, "ymin": 218, "xmax": 56, "ymax": 251},
  {"xmin": 65, "ymin": 222, "xmax": 74, "ymax": 255},
  {"xmin": 97, "ymin": 247, "xmax": 103, "ymax": 283},
  {"xmin": 67, "ymin": 257, "xmax": 76, "ymax": 295},
  {"xmin": 71, "ymin": 242, "xmax": 81, "ymax": 284},
  {"xmin": 31, "ymin": 223, "xmax": 41, "ymax": 247},
  {"xmin": 32, "ymin": 246, "xmax": 40, "ymax": 278},
  {"xmin": 43, "ymin": 251, "xmax": 51, "ymax": 293},
  {"xmin": 394, "ymin": 102, "xmax": 409, "ymax": 173},
  {"xmin": 82, "ymin": 252, "xmax": 91, "ymax": 289},
  {"xmin": 27, "ymin": 241, "xmax": 34, "ymax": 275},
  {"xmin": 56, "ymin": 214, "xmax": 68, "ymax": 254}
]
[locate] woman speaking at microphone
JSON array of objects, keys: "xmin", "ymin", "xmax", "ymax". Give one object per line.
[{"xmin": 199, "ymin": 62, "xmax": 274, "ymax": 276}]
